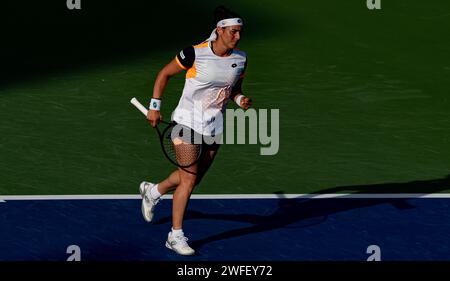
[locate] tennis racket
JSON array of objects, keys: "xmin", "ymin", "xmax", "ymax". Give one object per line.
[{"xmin": 130, "ymin": 97, "xmax": 203, "ymax": 168}]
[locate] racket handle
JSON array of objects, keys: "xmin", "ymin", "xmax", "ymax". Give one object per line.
[{"xmin": 130, "ymin": 97, "xmax": 148, "ymax": 117}]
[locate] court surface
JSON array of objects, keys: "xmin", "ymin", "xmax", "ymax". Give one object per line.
[{"xmin": 1, "ymin": 195, "xmax": 449, "ymax": 261}]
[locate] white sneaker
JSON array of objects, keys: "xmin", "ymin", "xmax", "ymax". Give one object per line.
[
  {"xmin": 140, "ymin": 181, "xmax": 160, "ymax": 222},
  {"xmin": 165, "ymin": 231, "xmax": 195, "ymax": 256}
]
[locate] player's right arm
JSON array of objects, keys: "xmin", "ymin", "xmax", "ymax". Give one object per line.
[
  {"xmin": 148, "ymin": 59, "xmax": 184, "ymax": 127},
  {"xmin": 148, "ymin": 46, "xmax": 195, "ymax": 127}
]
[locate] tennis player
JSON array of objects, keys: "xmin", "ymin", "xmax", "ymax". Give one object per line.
[{"xmin": 140, "ymin": 6, "xmax": 251, "ymax": 256}]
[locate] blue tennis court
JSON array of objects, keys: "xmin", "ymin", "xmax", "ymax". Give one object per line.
[{"xmin": 1, "ymin": 196, "xmax": 449, "ymax": 261}]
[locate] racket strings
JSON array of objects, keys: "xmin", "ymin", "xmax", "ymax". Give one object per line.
[
  {"xmin": 161, "ymin": 126, "xmax": 202, "ymax": 167},
  {"xmin": 174, "ymin": 143, "xmax": 202, "ymax": 167}
]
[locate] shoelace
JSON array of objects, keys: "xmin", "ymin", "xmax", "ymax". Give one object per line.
[
  {"xmin": 145, "ymin": 195, "xmax": 162, "ymax": 205},
  {"xmin": 174, "ymin": 235, "xmax": 189, "ymax": 247}
]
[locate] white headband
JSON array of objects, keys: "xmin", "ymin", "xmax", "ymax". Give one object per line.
[
  {"xmin": 206, "ymin": 17, "xmax": 244, "ymax": 42},
  {"xmin": 217, "ymin": 18, "xmax": 243, "ymax": 28}
]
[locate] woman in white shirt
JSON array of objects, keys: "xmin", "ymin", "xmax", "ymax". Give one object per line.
[{"xmin": 140, "ymin": 5, "xmax": 252, "ymax": 256}]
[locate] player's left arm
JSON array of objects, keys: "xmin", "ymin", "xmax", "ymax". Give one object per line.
[
  {"xmin": 231, "ymin": 78, "xmax": 252, "ymax": 110},
  {"xmin": 230, "ymin": 59, "xmax": 252, "ymax": 110}
]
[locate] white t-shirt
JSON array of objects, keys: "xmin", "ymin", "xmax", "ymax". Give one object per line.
[{"xmin": 172, "ymin": 40, "xmax": 247, "ymax": 136}]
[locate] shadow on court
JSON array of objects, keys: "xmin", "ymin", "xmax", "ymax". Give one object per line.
[{"xmin": 154, "ymin": 174, "xmax": 450, "ymax": 251}]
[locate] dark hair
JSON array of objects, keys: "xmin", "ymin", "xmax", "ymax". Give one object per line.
[{"xmin": 213, "ymin": 5, "xmax": 241, "ymax": 24}]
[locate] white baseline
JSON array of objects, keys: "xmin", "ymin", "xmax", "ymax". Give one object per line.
[{"xmin": 1, "ymin": 193, "xmax": 450, "ymax": 201}]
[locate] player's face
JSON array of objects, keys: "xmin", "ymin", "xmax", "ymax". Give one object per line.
[{"xmin": 220, "ymin": 25, "xmax": 242, "ymax": 49}]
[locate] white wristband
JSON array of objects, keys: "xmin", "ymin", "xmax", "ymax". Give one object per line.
[
  {"xmin": 149, "ymin": 98, "xmax": 161, "ymax": 111},
  {"xmin": 235, "ymin": 95, "xmax": 244, "ymax": 107}
]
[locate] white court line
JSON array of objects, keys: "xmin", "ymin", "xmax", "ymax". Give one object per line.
[{"xmin": 1, "ymin": 193, "xmax": 450, "ymax": 201}]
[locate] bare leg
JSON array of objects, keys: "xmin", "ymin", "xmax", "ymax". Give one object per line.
[
  {"xmin": 156, "ymin": 141, "xmax": 220, "ymax": 195},
  {"xmin": 195, "ymin": 145, "xmax": 220, "ymax": 186},
  {"xmin": 157, "ymin": 170, "xmax": 180, "ymax": 195},
  {"xmin": 172, "ymin": 164, "xmax": 198, "ymax": 230},
  {"xmin": 172, "ymin": 145, "xmax": 220, "ymax": 229}
]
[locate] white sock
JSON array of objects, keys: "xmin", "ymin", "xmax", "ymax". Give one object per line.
[
  {"xmin": 150, "ymin": 184, "xmax": 161, "ymax": 200},
  {"xmin": 171, "ymin": 227, "xmax": 183, "ymax": 236}
]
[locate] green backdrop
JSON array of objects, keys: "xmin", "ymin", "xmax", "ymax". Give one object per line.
[{"xmin": 1, "ymin": 0, "xmax": 449, "ymax": 194}]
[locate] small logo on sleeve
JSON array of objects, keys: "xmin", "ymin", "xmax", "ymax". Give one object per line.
[{"xmin": 231, "ymin": 63, "xmax": 237, "ymax": 68}]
